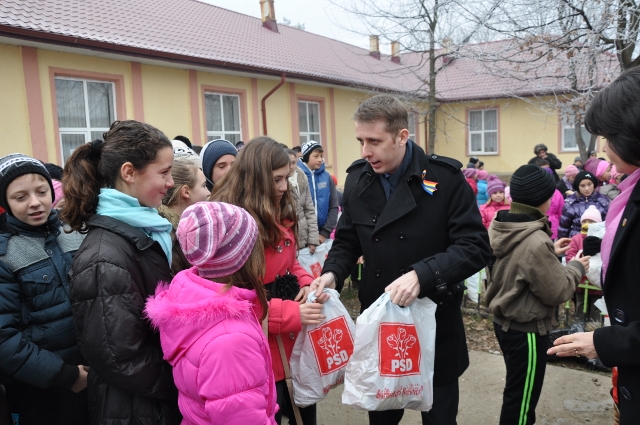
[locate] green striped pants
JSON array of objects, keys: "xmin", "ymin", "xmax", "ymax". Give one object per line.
[{"xmin": 493, "ymin": 322, "xmax": 549, "ymax": 425}]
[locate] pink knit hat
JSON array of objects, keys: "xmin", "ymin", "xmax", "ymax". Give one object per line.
[
  {"xmin": 564, "ymin": 165, "xmax": 579, "ymax": 178},
  {"xmin": 177, "ymin": 202, "xmax": 258, "ymax": 278},
  {"xmin": 610, "ymin": 165, "xmax": 621, "ymax": 182},
  {"xmin": 463, "ymin": 168, "xmax": 477, "ymax": 179},
  {"xmin": 580, "ymin": 205, "xmax": 602, "ymax": 223},
  {"xmin": 51, "ymin": 179, "xmax": 64, "ymax": 208},
  {"xmin": 486, "ymin": 175, "xmax": 506, "ymax": 196},
  {"xmin": 477, "ymin": 170, "xmax": 489, "ymax": 180},
  {"xmin": 595, "ymin": 160, "xmax": 610, "ymax": 179}
]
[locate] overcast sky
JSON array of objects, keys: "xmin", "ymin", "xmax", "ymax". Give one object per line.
[{"xmin": 200, "ymin": 0, "xmax": 372, "ymax": 49}]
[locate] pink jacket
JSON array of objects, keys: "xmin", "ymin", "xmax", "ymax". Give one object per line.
[
  {"xmin": 548, "ymin": 189, "xmax": 565, "ymax": 239},
  {"xmin": 566, "ymin": 233, "xmax": 586, "ymax": 262},
  {"xmin": 146, "ymin": 269, "xmax": 277, "ymax": 425},
  {"xmin": 479, "ymin": 201, "xmax": 510, "ymax": 229}
]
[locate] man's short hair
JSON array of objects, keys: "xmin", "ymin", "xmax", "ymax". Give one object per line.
[
  {"xmin": 353, "ymin": 95, "xmax": 408, "ymax": 136},
  {"xmin": 292, "ymin": 146, "xmax": 302, "ymax": 153}
]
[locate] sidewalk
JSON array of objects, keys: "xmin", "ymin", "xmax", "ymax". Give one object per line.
[{"xmin": 314, "ymin": 350, "xmax": 613, "ymax": 425}]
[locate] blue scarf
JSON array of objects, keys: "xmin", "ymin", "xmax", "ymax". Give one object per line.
[{"xmin": 96, "ymin": 188, "xmax": 172, "ymax": 265}]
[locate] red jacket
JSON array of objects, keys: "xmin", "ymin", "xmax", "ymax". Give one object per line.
[
  {"xmin": 566, "ymin": 233, "xmax": 586, "ymax": 262},
  {"xmin": 466, "ymin": 178, "xmax": 478, "ymax": 195},
  {"xmin": 264, "ymin": 223, "xmax": 313, "ymax": 382},
  {"xmin": 479, "ymin": 201, "xmax": 510, "ymax": 229}
]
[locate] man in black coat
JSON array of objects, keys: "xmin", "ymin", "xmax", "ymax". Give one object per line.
[
  {"xmin": 528, "ymin": 143, "xmax": 562, "ymax": 183},
  {"xmin": 311, "ymin": 95, "xmax": 491, "ymax": 425}
]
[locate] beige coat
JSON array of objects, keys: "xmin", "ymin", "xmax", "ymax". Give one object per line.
[
  {"xmin": 289, "ymin": 168, "xmax": 320, "ymax": 248},
  {"xmin": 485, "ymin": 210, "xmax": 584, "ymax": 334}
]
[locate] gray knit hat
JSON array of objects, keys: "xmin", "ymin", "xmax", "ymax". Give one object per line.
[
  {"xmin": 510, "ymin": 164, "xmax": 556, "ymax": 207},
  {"xmin": 0, "ymin": 153, "xmax": 54, "ymax": 214}
]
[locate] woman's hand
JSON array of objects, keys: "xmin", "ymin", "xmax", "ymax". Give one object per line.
[
  {"xmin": 71, "ymin": 365, "xmax": 88, "ymax": 393},
  {"xmin": 295, "ymin": 286, "xmax": 313, "ymax": 303},
  {"xmin": 319, "ymin": 235, "xmax": 326, "ymax": 244},
  {"xmin": 308, "ymin": 244, "xmax": 317, "ymax": 255},
  {"xmin": 547, "ymin": 331, "xmax": 598, "ymax": 359},
  {"xmin": 300, "ymin": 303, "xmax": 325, "ymax": 325}
]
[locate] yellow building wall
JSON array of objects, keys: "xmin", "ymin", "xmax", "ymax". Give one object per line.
[
  {"xmin": 140, "ymin": 65, "xmax": 190, "ymax": 139},
  {"xmin": 434, "ymin": 97, "xmax": 589, "ymax": 174},
  {"xmin": 332, "ymin": 89, "xmax": 369, "ymax": 183},
  {"xmin": 0, "ymin": 44, "xmax": 31, "ymax": 157}
]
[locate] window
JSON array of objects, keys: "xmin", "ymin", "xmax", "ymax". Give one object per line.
[
  {"xmin": 468, "ymin": 109, "xmax": 498, "ymax": 154},
  {"xmin": 299, "ymin": 101, "xmax": 321, "ymax": 145},
  {"xmin": 408, "ymin": 112, "xmax": 417, "ymax": 141},
  {"xmin": 55, "ymin": 77, "xmax": 115, "ymax": 162},
  {"xmin": 205, "ymin": 93, "xmax": 242, "ymax": 144},
  {"xmin": 561, "ymin": 112, "xmax": 595, "ymax": 152}
]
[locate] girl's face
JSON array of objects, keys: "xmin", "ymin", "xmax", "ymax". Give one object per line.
[
  {"xmin": 273, "ymin": 164, "xmax": 289, "ymax": 201},
  {"xmin": 578, "ymin": 179, "xmax": 595, "ymax": 197},
  {"xmin": 126, "ymin": 147, "xmax": 174, "ymax": 208},
  {"xmin": 288, "ymin": 154, "xmax": 297, "ymax": 177},
  {"xmin": 600, "ymin": 164, "xmax": 612, "ymax": 182},
  {"xmin": 567, "ymin": 175, "xmax": 576, "ymax": 183},
  {"xmin": 187, "ymin": 169, "xmax": 210, "ymax": 205},
  {"xmin": 490, "ymin": 191, "xmax": 504, "ymax": 203}
]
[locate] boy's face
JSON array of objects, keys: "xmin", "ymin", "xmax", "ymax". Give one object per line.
[
  {"xmin": 6, "ymin": 174, "xmax": 52, "ymax": 227},
  {"xmin": 308, "ymin": 149, "xmax": 324, "ymax": 171}
]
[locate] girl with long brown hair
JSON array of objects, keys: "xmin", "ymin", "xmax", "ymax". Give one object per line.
[
  {"xmin": 61, "ymin": 120, "xmax": 181, "ymax": 425},
  {"xmin": 210, "ymin": 136, "xmax": 325, "ymax": 425}
]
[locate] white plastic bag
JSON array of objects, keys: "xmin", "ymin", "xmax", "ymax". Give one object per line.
[
  {"xmin": 290, "ymin": 288, "xmax": 356, "ymax": 407},
  {"xmin": 585, "ymin": 222, "xmax": 606, "ymax": 288},
  {"xmin": 342, "ymin": 293, "xmax": 437, "ymax": 411},
  {"xmin": 297, "ymin": 240, "xmax": 333, "ymax": 278}
]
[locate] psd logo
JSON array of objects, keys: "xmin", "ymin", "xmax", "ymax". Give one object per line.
[
  {"xmin": 379, "ymin": 323, "xmax": 421, "ymax": 377},
  {"xmin": 309, "ymin": 317, "xmax": 354, "ymax": 376}
]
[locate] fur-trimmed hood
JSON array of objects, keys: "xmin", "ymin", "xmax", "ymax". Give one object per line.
[{"xmin": 145, "ymin": 267, "xmax": 260, "ymax": 364}]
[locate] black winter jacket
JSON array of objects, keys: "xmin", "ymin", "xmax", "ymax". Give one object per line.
[
  {"xmin": 323, "ymin": 143, "xmax": 491, "ymax": 386},
  {"xmin": 69, "ymin": 215, "xmax": 180, "ymax": 425},
  {"xmin": 0, "ymin": 211, "xmax": 85, "ymax": 389},
  {"xmin": 593, "ymin": 181, "xmax": 640, "ymax": 424}
]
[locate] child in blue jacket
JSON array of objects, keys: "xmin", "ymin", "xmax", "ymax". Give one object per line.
[{"xmin": 0, "ymin": 154, "xmax": 88, "ymax": 424}]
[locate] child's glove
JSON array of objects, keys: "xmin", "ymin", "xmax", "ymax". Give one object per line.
[{"xmin": 582, "ymin": 236, "xmax": 602, "ymax": 256}]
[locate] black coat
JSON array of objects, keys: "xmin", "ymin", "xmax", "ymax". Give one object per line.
[
  {"xmin": 593, "ymin": 180, "xmax": 640, "ymax": 424},
  {"xmin": 528, "ymin": 153, "xmax": 562, "ymax": 183},
  {"xmin": 323, "ymin": 143, "xmax": 491, "ymax": 386},
  {"xmin": 69, "ymin": 215, "xmax": 181, "ymax": 425}
]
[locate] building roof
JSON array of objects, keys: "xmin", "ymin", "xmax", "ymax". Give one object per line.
[
  {"xmin": 0, "ymin": 0, "xmax": 424, "ymax": 94},
  {"xmin": 0, "ymin": 1, "xmax": 620, "ymax": 102}
]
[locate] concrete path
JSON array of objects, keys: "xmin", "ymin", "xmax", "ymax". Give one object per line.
[{"xmin": 311, "ymin": 350, "xmax": 613, "ymax": 425}]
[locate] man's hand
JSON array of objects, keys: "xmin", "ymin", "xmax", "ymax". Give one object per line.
[
  {"xmin": 554, "ymin": 238, "xmax": 571, "ymax": 256},
  {"xmin": 385, "ymin": 271, "xmax": 420, "ymax": 307},
  {"xmin": 294, "ymin": 286, "xmax": 313, "ymax": 303},
  {"xmin": 71, "ymin": 365, "xmax": 88, "ymax": 393},
  {"xmin": 319, "ymin": 235, "xmax": 327, "ymax": 244},
  {"xmin": 308, "ymin": 244, "xmax": 317, "ymax": 255},
  {"xmin": 309, "ymin": 273, "xmax": 336, "ymax": 303}
]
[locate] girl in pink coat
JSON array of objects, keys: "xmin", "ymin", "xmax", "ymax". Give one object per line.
[
  {"xmin": 146, "ymin": 202, "xmax": 277, "ymax": 425},
  {"xmin": 479, "ymin": 175, "xmax": 510, "ymax": 229}
]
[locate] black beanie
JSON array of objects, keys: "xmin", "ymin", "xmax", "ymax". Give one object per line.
[
  {"xmin": 573, "ymin": 170, "xmax": 599, "ymax": 192},
  {"xmin": 0, "ymin": 154, "xmax": 54, "ymax": 214},
  {"xmin": 510, "ymin": 164, "xmax": 556, "ymax": 207}
]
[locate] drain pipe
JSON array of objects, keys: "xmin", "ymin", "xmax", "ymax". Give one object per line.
[{"xmin": 261, "ymin": 73, "xmax": 286, "ymax": 135}]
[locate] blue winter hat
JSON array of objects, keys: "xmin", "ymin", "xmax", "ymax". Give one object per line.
[{"xmin": 199, "ymin": 139, "xmax": 237, "ymax": 190}]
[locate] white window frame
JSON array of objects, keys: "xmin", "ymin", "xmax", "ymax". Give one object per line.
[
  {"xmin": 468, "ymin": 109, "xmax": 498, "ymax": 155},
  {"xmin": 560, "ymin": 112, "xmax": 597, "ymax": 152},
  {"xmin": 408, "ymin": 112, "xmax": 417, "ymax": 141},
  {"xmin": 55, "ymin": 77, "xmax": 116, "ymax": 162},
  {"xmin": 204, "ymin": 93, "xmax": 242, "ymax": 143},
  {"xmin": 299, "ymin": 101, "xmax": 322, "ymax": 144}
]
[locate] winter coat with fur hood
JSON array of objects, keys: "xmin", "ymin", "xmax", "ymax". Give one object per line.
[
  {"xmin": 288, "ymin": 168, "xmax": 320, "ymax": 249},
  {"xmin": 485, "ymin": 206, "xmax": 584, "ymax": 335},
  {"xmin": 146, "ymin": 268, "xmax": 277, "ymax": 425}
]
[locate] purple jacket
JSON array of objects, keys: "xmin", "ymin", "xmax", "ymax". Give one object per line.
[
  {"xmin": 146, "ymin": 269, "xmax": 278, "ymax": 425},
  {"xmin": 558, "ymin": 192, "xmax": 609, "ymax": 238}
]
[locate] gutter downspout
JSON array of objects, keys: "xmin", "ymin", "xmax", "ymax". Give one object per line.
[{"xmin": 261, "ymin": 73, "xmax": 286, "ymax": 135}]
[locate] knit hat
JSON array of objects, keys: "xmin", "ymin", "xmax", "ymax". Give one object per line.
[
  {"xmin": 172, "ymin": 140, "xmax": 201, "ymax": 168},
  {"xmin": 200, "ymin": 139, "xmax": 237, "ymax": 190},
  {"xmin": 177, "ymin": 202, "xmax": 258, "ymax": 279},
  {"xmin": 581, "ymin": 205, "xmax": 603, "ymax": 223},
  {"xmin": 610, "ymin": 165, "xmax": 621, "ymax": 182},
  {"xmin": 486, "ymin": 175, "xmax": 506, "ymax": 196},
  {"xmin": 583, "ymin": 157, "xmax": 601, "ymax": 175},
  {"xmin": 595, "ymin": 160, "xmax": 610, "ymax": 179},
  {"xmin": 462, "ymin": 168, "xmax": 477, "ymax": 179},
  {"xmin": 573, "ymin": 170, "xmax": 599, "ymax": 192},
  {"xmin": 477, "ymin": 170, "xmax": 489, "ymax": 180},
  {"xmin": 564, "ymin": 165, "xmax": 579, "ymax": 178},
  {"xmin": 468, "ymin": 157, "xmax": 479, "ymax": 165},
  {"xmin": 43, "ymin": 163, "xmax": 63, "ymax": 180},
  {"xmin": 301, "ymin": 140, "xmax": 322, "ymax": 163},
  {"xmin": 574, "ymin": 156, "xmax": 583, "ymax": 163},
  {"xmin": 509, "ymin": 164, "xmax": 556, "ymax": 207},
  {"xmin": 51, "ymin": 180, "xmax": 64, "ymax": 208},
  {"xmin": 0, "ymin": 153, "xmax": 54, "ymax": 214}
]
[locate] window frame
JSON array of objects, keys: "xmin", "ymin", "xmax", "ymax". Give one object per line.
[
  {"xmin": 203, "ymin": 92, "xmax": 243, "ymax": 143},
  {"xmin": 298, "ymin": 100, "xmax": 323, "ymax": 145},
  {"xmin": 54, "ymin": 77, "xmax": 117, "ymax": 162},
  {"xmin": 558, "ymin": 111, "xmax": 598, "ymax": 153},
  {"xmin": 200, "ymin": 86, "xmax": 249, "ymax": 144},
  {"xmin": 467, "ymin": 107, "xmax": 500, "ymax": 156}
]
